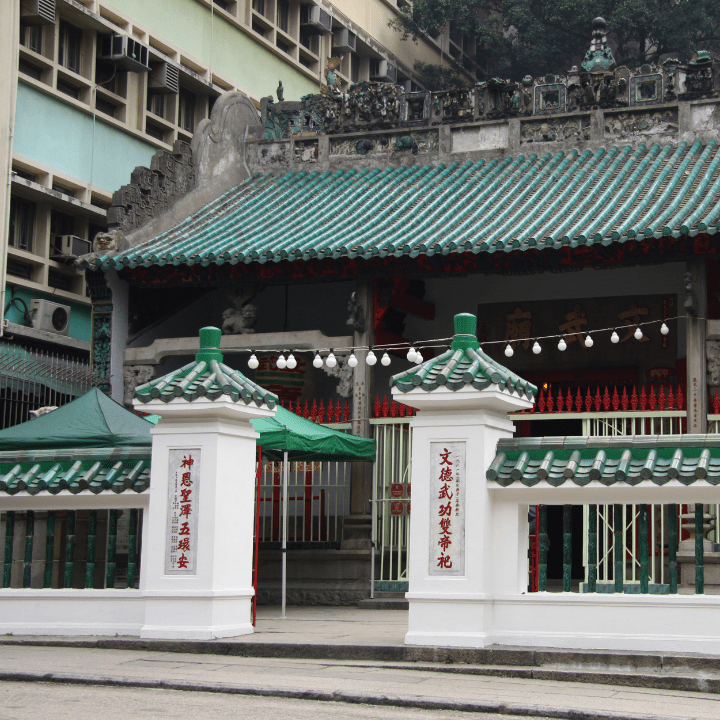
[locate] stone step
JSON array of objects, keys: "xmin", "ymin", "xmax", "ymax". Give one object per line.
[{"xmin": 357, "ymin": 597, "xmax": 409, "ymax": 610}]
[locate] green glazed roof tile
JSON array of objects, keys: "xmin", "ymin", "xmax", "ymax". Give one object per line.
[
  {"xmin": 489, "ymin": 436, "xmax": 720, "ymax": 486},
  {"xmin": 390, "ymin": 313, "xmax": 537, "ymax": 400},
  {"xmin": 79, "ymin": 142, "xmax": 720, "ymax": 273},
  {"xmin": 0, "ymin": 447, "xmax": 150, "ymax": 496},
  {"xmin": 134, "ymin": 327, "xmax": 277, "ymax": 409}
]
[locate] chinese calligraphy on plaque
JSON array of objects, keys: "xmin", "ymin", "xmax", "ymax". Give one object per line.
[
  {"xmin": 429, "ymin": 442, "xmax": 465, "ymax": 576},
  {"xmin": 166, "ymin": 449, "xmax": 201, "ymax": 574}
]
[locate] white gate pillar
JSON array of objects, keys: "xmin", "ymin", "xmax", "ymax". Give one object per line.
[
  {"xmin": 390, "ymin": 313, "xmax": 536, "ymax": 647},
  {"xmin": 133, "ymin": 327, "xmax": 277, "ymax": 640}
]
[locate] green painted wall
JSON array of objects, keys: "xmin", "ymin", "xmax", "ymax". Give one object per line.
[
  {"xmin": 4, "ymin": 284, "xmax": 92, "ymax": 342},
  {"xmin": 14, "ymin": 83, "xmax": 157, "ymax": 192},
  {"xmin": 106, "ymin": 0, "xmax": 318, "ymax": 100}
]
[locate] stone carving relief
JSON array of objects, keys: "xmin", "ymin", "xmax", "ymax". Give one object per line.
[
  {"xmin": 294, "ymin": 140, "xmax": 319, "ymax": 163},
  {"xmin": 107, "ymin": 140, "xmax": 195, "ymax": 233},
  {"xmin": 321, "ymin": 360, "xmax": 354, "ymax": 398},
  {"xmin": 521, "ymin": 117, "xmax": 590, "ymax": 144},
  {"xmin": 330, "ymin": 131, "xmax": 438, "ymax": 157},
  {"xmin": 123, "ymin": 365, "xmax": 154, "ymax": 406},
  {"xmin": 221, "ymin": 285, "xmax": 259, "ymax": 335},
  {"xmin": 604, "ymin": 108, "xmax": 679, "ymax": 139},
  {"xmin": 29, "ymin": 406, "xmax": 57, "ymax": 419},
  {"xmin": 707, "ymin": 341, "xmax": 720, "ymax": 390}
]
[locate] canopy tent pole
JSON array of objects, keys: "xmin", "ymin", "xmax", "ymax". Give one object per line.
[
  {"xmin": 253, "ymin": 446, "xmax": 262, "ymax": 627},
  {"xmin": 281, "ymin": 450, "xmax": 288, "ymax": 619}
]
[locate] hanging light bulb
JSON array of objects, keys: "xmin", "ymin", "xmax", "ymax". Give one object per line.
[
  {"xmin": 381, "ymin": 352, "xmax": 391, "ymax": 366},
  {"xmin": 366, "ymin": 349, "xmax": 377, "ymax": 366},
  {"xmin": 504, "ymin": 343, "xmax": 514, "ymax": 358},
  {"xmin": 415, "ymin": 351, "xmax": 423, "ymax": 364},
  {"xmin": 248, "ymin": 353, "xmax": 259, "ymax": 370},
  {"xmin": 313, "ymin": 353, "xmax": 323, "ymax": 368},
  {"xmin": 584, "ymin": 333, "xmax": 593, "ymax": 348},
  {"xmin": 348, "ymin": 353, "xmax": 358, "ymax": 368},
  {"xmin": 634, "ymin": 326, "xmax": 644, "ymax": 341},
  {"xmin": 611, "ymin": 329, "xmax": 620, "ymax": 344},
  {"xmin": 406, "ymin": 346, "xmax": 417, "ymax": 363},
  {"xmin": 532, "ymin": 340, "xmax": 541, "ymax": 355},
  {"xmin": 286, "ymin": 353, "xmax": 297, "ymax": 370},
  {"xmin": 661, "ymin": 322, "xmax": 669, "ymax": 335},
  {"xmin": 558, "ymin": 336, "xmax": 567, "ymax": 352},
  {"xmin": 326, "ymin": 352, "xmax": 337, "ymax": 368},
  {"xmin": 276, "ymin": 353, "xmax": 287, "ymax": 369}
]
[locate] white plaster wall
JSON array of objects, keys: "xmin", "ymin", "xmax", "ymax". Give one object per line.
[{"xmin": 0, "ymin": 591, "xmax": 144, "ymax": 636}]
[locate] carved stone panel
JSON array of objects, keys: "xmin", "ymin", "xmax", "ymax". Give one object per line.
[
  {"xmin": 330, "ymin": 130, "xmax": 438, "ymax": 156},
  {"xmin": 521, "ymin": 116, "xmax": 590, "ymax": 144},
  {"xmin": 605, "ymin": 108, "xmax": 679, "ymax": 139}
]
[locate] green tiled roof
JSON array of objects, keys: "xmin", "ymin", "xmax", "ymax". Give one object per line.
[
  {"xmin": 0, "ymin": 447, "xmax": 150, "ymax": 495},
  {"xmin": 81, "ymin": 140, "xmax": 720, "ymax": 271},
  {"xmin": 487, "ymin": 435, "xmax": 720, "ymax": 487},
  {"xmin": 135, "ymin": 327, "xmax": 278, "ymax": 408},
  {"xmin": 390, "ymin": 313, "xmax": 537, "ymax": 400}
]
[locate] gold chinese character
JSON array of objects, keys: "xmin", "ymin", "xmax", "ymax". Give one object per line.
[
  {"xmin": 559, "ymin": 305, "xmax": 588, "ymax": 345},
  {"xmin": 618, "ymin": 301, "xmax": 650, "ymax": 343},
  {"xmin": 505, "ymin": 307, "xmax": 532, "ymax": 350}
]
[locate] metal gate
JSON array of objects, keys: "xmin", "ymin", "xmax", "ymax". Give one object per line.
[{"xmin": 0, "ymin": 340, "xmax": 94, "ymax": 428}]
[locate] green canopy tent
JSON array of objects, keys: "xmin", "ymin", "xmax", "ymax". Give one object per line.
[
  {"xmin": 0, "ymin": 387, "xmax": 154, "ymax": 450},
  {"xmin": 250, "ymin": 405, "xmax": 376, "ymax": 462}
]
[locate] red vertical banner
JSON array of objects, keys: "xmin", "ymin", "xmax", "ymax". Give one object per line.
[
  {"xmin": 166, "ymin": 449, "xmax": 201, "ymax": 575},
  {"xmin": 429, "ymin": 442, "xmax": 466, "ymax": 577}
]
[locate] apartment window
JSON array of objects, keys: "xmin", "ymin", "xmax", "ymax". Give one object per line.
[
  {"xmin": 13, "ymin": 168, "xmax": 37, "ymax": 182},
  {"xmin": 145, "ymin": 121, "xmax": 166, "ymax": 141},
  {"xmin": 213, "ymin": 0, "xmax": 230, "ymax": 10},
  {"xmin": 6, "ymin": 260, "xmax": 33, "ymax": 280},
  {"xmin": 252, "ymin": 0, "xmax": 265, "ymax": 16},
  {"xmin": 95, "ymin": 59, "xmax": 119, "ymax": 95},
  {"xmin": 51, "ymin": 210, "xmax": 75, "ymax": 245},
  {"xmin": 277, "ymin": 0, "xmax": 289, "ymax": 33},
  {"xmin": 58, "ymin": 20, "xmax": 82, "ymax": 74},
  {"xmin": 20, "ymin": 25, "xmax": 42, "ymax": 53},
  {"xmin": 52, "ymin": 182, "xmax": 76, "ymax": 198},
  {"xmin": 146, "ymin": 92, "xmax": 165, "ymax": 119},
  {"xmin": 48, "ymin": 269, "xmax": 75, "ymax": 292},
  {"xmin": 178, "ymin": 87, "xmax": 196, "ymax": 133},
  {"xmin": 9, "ymin": 198, "xmax": 36, "ymax": 252},
  {"xmin": 56, "ymin": 80, "xmax": 80, "ymax": 99},
  {"xmin": 18, "ymin": 59, "xmax": 43, "ymax": 80},
  {"xmin": 96, "ymin": 97, "xmax": 116, "ymax": 117}
]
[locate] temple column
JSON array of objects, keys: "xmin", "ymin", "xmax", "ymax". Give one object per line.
[
  {"xmin": 342, "ymin": 277, "xmax": 374, "ymax": 549},
  {"xmin": 686, "ymin": 258, "xmax": 707, "ymax": 434}
]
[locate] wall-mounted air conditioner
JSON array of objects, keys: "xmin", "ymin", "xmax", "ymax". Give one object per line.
[
  {"xmin": 333, "ymin": 28, "xmax": 356, "ymax": 53},
  {"xmin": 55, "ymin": 235, "xmax": 92, "ymax": 257},
  {"xmin": 300, "ymin": 5, "xmax": 332, "ymax": 34},
  {"xmin": 21, "ymin": 0, "xmax": 55, "ymax": 25},
  {"xmin": 149, "ymin": 62, "xmax": 180, "ymax": 94},
  {"xmin": 30, "ymin": 300, "xmax": 70, "ymax": 336},
  {"xmin": 370, "ymin": 59, "xmax": 397, "ymax": 83},
  {"xmin": 99, "ymin": 34, "xmax": 150, "ymax": 73}
]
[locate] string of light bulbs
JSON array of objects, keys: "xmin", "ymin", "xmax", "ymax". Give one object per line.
[{"xmin": 243, "ymin": 315, "xmax": 688, "ymax": 370}]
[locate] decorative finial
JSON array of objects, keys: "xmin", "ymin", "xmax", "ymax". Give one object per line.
[
  {"xmin": 196, "ymin": 326, "xmax": 224, "ymax": 363},
  {"xmin": 451, "ymin": 313, "xmax": 480, "ymax": 351},
  {"xmin": 276, "ymin": 80, "xmax": 284, "ymax": 102}
]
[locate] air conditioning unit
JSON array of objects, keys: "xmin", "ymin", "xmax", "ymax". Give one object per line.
[
  {"xmin": 21, "ymin": 0, "xmax": 55, "ymax": 25},
  {"xmin": 55, "ymin": 235, "xmax": 92, "ymax": 257},
  {"xmin": 370, "ymin": 59, "xmax": 397, "ymax": 83},
  {"xmin": 99, "ymin": 34, "xmax": 150, "ymax": 73},
  {"xmin": 333, "ymin": 28, "xmax": 356, "ymax": 53},
  {"xmin": 300, "ymin": 5, "xmax": 332, "ymax": 34},
  {"xmin": 30, "ymin": 300, "xmax": 70, "ymax": 336},
  {"xmin": 148, "ymin": 62, "xmax": 180, "ymax": 94}
]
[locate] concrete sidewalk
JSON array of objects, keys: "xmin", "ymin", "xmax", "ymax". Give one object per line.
[
  {"xmin": 4, "ymin": 607, "xmax": 720, "ymax": 719},
  {"xmin": 3, "ymin": 640, "xmax": 720, "ymax": 720}
]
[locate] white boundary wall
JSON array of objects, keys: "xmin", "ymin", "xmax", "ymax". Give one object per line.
[{"xmin": 397, "ymin": 383, "xmax": 720, "ymax": 654}]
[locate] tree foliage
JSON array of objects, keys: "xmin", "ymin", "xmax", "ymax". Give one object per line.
[
  {"xmin": 413, "ymin": 61, "xmax": 466, "ymax": 90},
  {"xmin": 390, "ymin": 0, "xmax": 720, "ymax": 80}
]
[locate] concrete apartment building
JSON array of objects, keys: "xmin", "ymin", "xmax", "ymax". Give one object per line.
[{"xmin": 0, "ymin": 0, "xmax": 461, "ymax": 424}]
